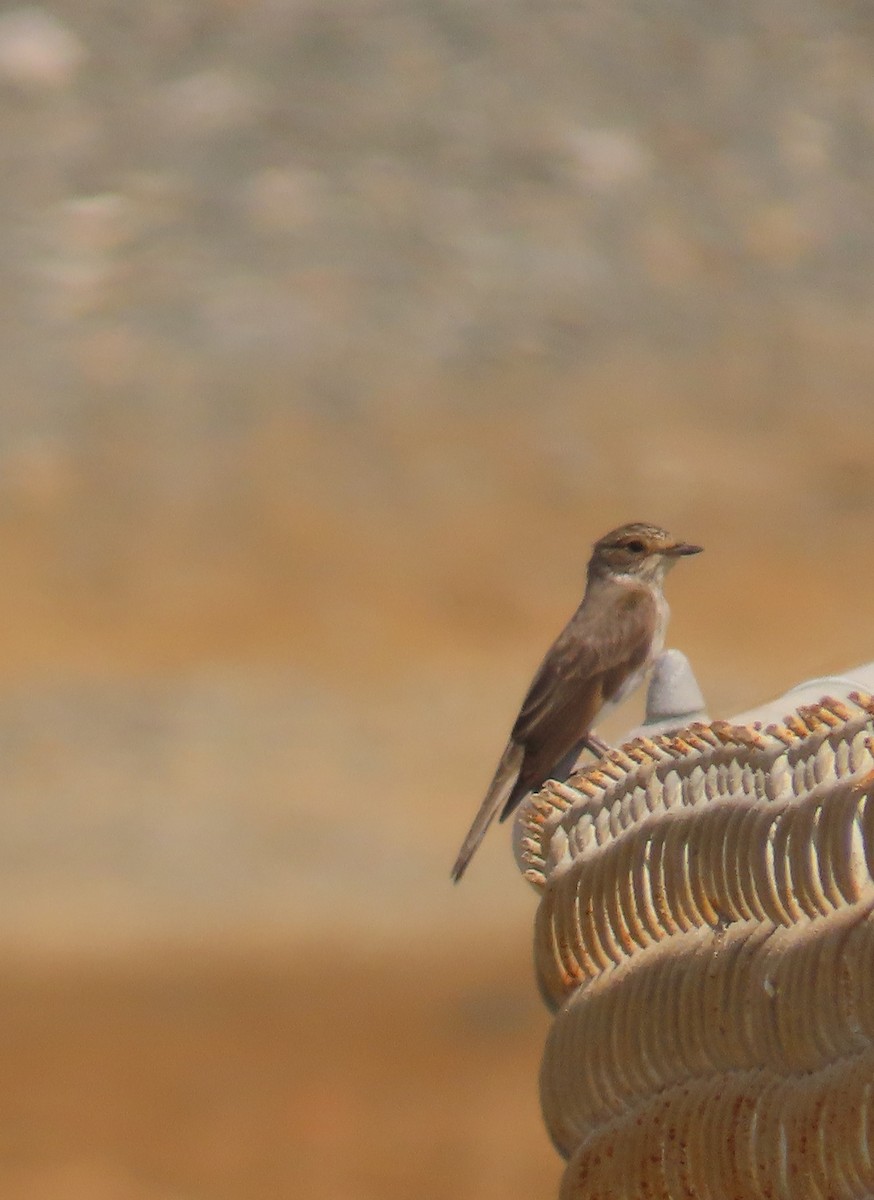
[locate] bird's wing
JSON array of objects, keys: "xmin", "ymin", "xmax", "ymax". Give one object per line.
[
  {"xmin": 513, "ymin": 585, "xmax": 657, "ymax": 744},
  {"xmin": 450, "ymin": 738, "xmax": 525, "ymax": 883},
  {"xmin": 506, "ymin": 585, "xmax": 657, "ymax": 799}
]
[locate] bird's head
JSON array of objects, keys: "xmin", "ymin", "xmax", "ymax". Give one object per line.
[{"xmin": 588, "ymin": 522, "xmax": 702, "ymax": 584}]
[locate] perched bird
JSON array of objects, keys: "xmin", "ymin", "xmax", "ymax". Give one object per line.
[{"xmin": 451, "ymin": 522, "xmax": 702, "ymax": 882}]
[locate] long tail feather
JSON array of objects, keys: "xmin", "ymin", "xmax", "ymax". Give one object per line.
[{"xmin": 451, "ymin": 740, "xmax": 525, "ymax": 882}]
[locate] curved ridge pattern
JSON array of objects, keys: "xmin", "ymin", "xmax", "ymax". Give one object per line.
[{"xmin": 521, "ymin": 693, "xmax": 874, "ymax": 1198}]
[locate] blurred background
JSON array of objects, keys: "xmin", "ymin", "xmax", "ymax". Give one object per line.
[{"xmin": 1, "ymin": 1, "xmax": 874, "ymax": 1197}]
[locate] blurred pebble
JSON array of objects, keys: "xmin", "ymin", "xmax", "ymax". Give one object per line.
[
  {"xmin": 200, "ymin": 275, "xmax": 339, "ymax": 357},
  {"xmin": 33, "ymin": 193, "xmax": 143, "ymax": 321},
  {"xmin": 638, "ymin": 219, "xmax": 702, "ymax": 288},
  {"xmin": 55, "ymin": 192, "xmax": 142, "ymax": 255},
  {"xmin": 159, "ymin": 67, "xmax": 263, "ymax": 135},
  {"xmin": 745, "ymin": 203, "xmax": 814, "ymax": 268},
  {"xmin": 35, "ymin": 256, "xmax": 116, "ymax": 320},
  {"xmin": 71, "ymin": 325, "xmax": 145, "ymax": 392},
  {"xmin": 0, "ymin": 5, "xmax": 84, "ymax": 90},
  {"xmin": 779, "ymin": 111, "xmax": 831, "ymax": 174},
  {"xmin": 567, "ymin": 126, "xmax": 650, "ymax": 190},
  {"xmin": 243, "ymin": 166, "xmax": 326, "ymax": 233},
  {"xmin": 349, "ymin": 155, "xmax": 419, "ymax": 220}
]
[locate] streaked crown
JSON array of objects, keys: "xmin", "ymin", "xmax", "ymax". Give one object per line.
[{"xmin": 588, "ymin": 522, "xmax": 702, "ymax": 581}]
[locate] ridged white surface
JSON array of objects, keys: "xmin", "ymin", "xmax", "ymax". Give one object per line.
[{"xmin": 519, "ymin": 693, "xmax": 874, "ymax": 1199}]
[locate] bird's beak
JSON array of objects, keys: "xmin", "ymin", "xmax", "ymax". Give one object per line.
[{"xmin": 666, "ymin": 542, "xmax": 703, "ymax": 557}]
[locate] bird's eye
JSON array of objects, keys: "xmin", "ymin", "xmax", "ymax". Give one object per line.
[{"xmin": 624, "ymin": 540, "xmax": 646, "ymax": 553}]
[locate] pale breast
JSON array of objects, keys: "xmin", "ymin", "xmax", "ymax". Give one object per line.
[{"xmin": 650, "ymin": 591, "xmax": 670, "ymax": 658}]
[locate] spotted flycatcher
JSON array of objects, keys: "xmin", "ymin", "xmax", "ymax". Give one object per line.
[{"xmin": 451, "ymin": 522, "xmax": 702, "ymax": 881}]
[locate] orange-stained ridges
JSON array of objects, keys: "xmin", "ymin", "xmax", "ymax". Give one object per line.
[
  {"xmin": 528, "ymin": 692, "xmax": 874, "ymax": 1199},
  {"xmin": 518, "ymin": 694, "xmax": 871, "ymax": 886}
]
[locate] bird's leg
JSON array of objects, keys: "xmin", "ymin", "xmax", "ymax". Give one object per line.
[
  {"xmin": 566, "ymin": 733, "xmax": 611, "ymax": 775},
  {"xmin": 583, "ymin": 732, "xmax": 611, "ymax": 756},
  {"xmin": 551, "ymin": 741, "xmax": 589, "ymax": 782}
]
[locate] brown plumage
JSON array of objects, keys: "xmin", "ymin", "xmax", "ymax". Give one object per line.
[{"xmin": 451, "ymin": 522, "xmax": 702, "ymax": 882}]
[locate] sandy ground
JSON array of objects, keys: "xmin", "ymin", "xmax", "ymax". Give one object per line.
[
  {"xmin": 3, "ymin": 442, "xmax": 874, "ymax": 1199},
  {"xmin": 0, "ymin": 944, "xmax": 558, "ymax": 1200}
]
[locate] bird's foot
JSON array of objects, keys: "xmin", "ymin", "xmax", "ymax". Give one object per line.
[
  {"xmin": 583, "ymin": 733, "xmax": 611, "ymax": 757},
  {"xmin": 569, "ymin": 734, "xmax": 611, "ymax": 773}
]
